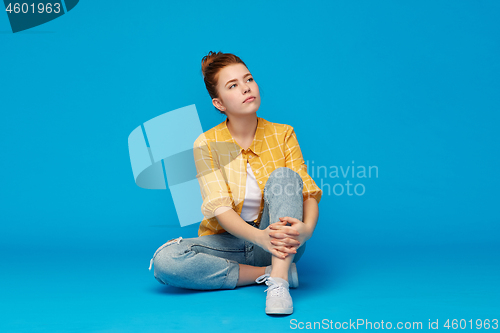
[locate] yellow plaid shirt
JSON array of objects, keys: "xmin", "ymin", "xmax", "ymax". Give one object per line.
[{"xmin": 193, "ymin": 116, "xmax": 322, "ymax": 237}]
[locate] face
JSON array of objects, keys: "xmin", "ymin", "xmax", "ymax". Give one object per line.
[{"xmin": 213, "ymin": 63, "xmax": 261, "ymax": 116}]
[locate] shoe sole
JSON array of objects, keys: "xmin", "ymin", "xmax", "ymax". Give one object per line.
[{"xmin": 265, "ymin": 307, "xmax": 293, "ymax": 315}]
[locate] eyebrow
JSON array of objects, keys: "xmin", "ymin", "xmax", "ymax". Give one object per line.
[{"xmin": 225, "ymin": 73, "xmax": 252, "ymax": 87}]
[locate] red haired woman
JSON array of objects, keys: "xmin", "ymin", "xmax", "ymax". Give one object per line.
[{"xmin": 150, "ymin": 51, "xmax": 322, "ymax": 315}]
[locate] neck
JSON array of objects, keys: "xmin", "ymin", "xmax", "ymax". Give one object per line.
[{"xmin": 226, "ymin": 113, "xmax": 258, "ymax": 144}]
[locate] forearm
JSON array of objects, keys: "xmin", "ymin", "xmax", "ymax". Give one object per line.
[
  {"xmin": 302, "ymin": 197, "xmax": 319, "ymax": 240},
  {"xmin": 214, "ymin": 207, "xmax": 262, "ymax": 244}
]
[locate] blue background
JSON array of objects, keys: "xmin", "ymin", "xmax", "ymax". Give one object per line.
[{"xmin": 1, "ymin": 0, "xmax": 498, "ymax": 332}]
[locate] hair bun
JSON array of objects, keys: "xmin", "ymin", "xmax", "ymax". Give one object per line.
[{"xmin": 201, "ymin": 51, "xmax": 221, "ymax": 77}]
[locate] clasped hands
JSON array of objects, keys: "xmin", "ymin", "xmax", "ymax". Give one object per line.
[{"xmin": 257, "ymin": 216, "xmax": 312, "ymax": 259}]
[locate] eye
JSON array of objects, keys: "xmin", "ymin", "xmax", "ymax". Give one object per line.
[{"xmin": 228, "ymin": 77, "xmax": 253, "ymax": 89}]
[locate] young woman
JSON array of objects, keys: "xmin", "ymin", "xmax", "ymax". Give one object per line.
[{"xmin": 149, "ymin": 51, "xmax": 322, "ymax": 315}]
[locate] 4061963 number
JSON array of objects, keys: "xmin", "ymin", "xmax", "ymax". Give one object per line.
[{"xmin": 5, "ymin": 2, "xmax": 61, "ymax": 14}]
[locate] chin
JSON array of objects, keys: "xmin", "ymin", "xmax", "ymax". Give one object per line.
[
  {"xmin": 249, "ymin": 101, "xmax": 261, "ymax": 113},
  {"xmin": 247, "ymin": 106, "xmax": 259, "ymax": 114}
]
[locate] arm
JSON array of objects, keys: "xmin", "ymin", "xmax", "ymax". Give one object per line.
[
  {"xmin": 194, "ymin": 136, "xmax": 298, "ymax": 258},
  {"xmin": 215, "ymin": 206, "xmax": 299, "ymax": 259},
  {"xmin": 302, "ymin": 197, "xmax": 319, "ymax": 240},
  {"xmin": 214, "ymin": 207, "xmax": 261, "ymax": 244},
  {"xmin": 193, "ymin": 136, "xmax": 235, "ymax": 220}
]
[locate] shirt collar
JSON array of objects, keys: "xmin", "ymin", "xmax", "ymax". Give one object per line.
[{"xmin": 221, "ymin": 116, "xmax": 264, "ymax": 158}]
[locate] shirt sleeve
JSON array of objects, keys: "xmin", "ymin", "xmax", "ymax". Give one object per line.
[
  {"xmin": 283, "ymin": 126, "xmax": 323, "ymax": 204},
  {"xmin": 193, "ymin": 134, "xmax": 235, "ymax": 219}
]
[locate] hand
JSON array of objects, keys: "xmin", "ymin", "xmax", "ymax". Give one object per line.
[
  {"xmin": 255, "ymin": 221, "xmax": 300, "ymax": 259},
  {"xmin": 270, "ymin": 217, "xmax": 312, "ymax": 249}
]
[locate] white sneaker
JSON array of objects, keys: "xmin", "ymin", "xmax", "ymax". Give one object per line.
[
  {"xmin": 260, "ymin": 262, "xmax": 299, "ymax": 288},
  {"xmin": 255, "ymin": 276, "xmax": 293, "ymax": 315}
]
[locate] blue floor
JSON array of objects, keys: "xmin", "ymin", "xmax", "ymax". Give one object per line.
[{"xmin": 1, "ymin": 231, "xmax": 498, "ymax": 332}]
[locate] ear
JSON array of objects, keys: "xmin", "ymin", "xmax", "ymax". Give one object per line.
[{"xmin": 212, "ymin": 98, "xmax": 225, "ymax": 112}]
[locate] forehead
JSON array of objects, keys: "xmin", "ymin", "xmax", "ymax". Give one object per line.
[{"xmin": 218, "ymin": 63, "xmax": 250, "ymax": 84}]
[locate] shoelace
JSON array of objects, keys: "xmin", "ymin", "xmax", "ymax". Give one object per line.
[
  {"xmin": 255, "ymin": 273, "xmax": 270, "ymax": 284},
  {"xmin": 255, "ymin": 275, "xmax": 285, "ymax": 297}
]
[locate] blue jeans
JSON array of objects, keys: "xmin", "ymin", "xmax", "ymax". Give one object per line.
[{"xmin": 149, "ymin": 167, "xmax": 306, "ymax": 290}]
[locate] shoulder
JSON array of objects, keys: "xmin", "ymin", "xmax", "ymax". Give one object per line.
[
  {"xmin": 193, "ymin": 118, "xmax": 227, "ymax": 148},
  {"xmin": 260, "ymin": 117, "xmax": 295, "ymax": 137}
]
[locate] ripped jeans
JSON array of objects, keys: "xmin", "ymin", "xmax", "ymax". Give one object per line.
[{"xmin": 149, "ymin": 167, "xmax": 307, "ymax": 290}]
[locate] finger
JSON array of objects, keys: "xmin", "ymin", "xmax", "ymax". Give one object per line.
[
  {"xmin": 274, "ymin": 235, "xmax": 299, "ymax": 244},
  {"xmin": 269, "ymin": 231, "xmax": 289, "ymax": 239},
  {"xmin": 283, "ymin": 227, "xmax": 300, "ymax": 236},
  {"xmin": 277, "ymin": 231, "xmax": 299, "ymax": 240},
  {"xmin": 272, "ymin": 249, "xmax": 288, "ymax": 259},
  {"xmin": 269, "ymin": 221, "xmax": 287, "ymax": 229},
  {"xmin": 273, "ymin": 224, "xmax": 299, "ymax": 235},
  {"xmin": 279, "ymin": 217, "xmax": 298, "ymax": 223},
  {"xmin": 277, "ymin": 246, "xmax": 297, "ymax": 254},
  {"xmin": 275, "ymin": 246, "xmax": 297, "ymax": 254},
  {"xmin": 273, "ymin": 243, "xmax": 294, "ymax": 253},
  {"xmin": 270, "ymin": 227, "xmax": 290, "ymax": 233},
  {"xmin": 271, "ymin": 239, "xmax": 297, "ymax": 247},
  {"xmin": 280, "ymin": 217, "xmax": 301, "ymax": 224},
  {"xmin": 270, "ymin": 230, "xmax": 299, "ymax": 240},
  {"xmin": 283, "ymin": 237, "xmax": 301, "ymax": 246}
]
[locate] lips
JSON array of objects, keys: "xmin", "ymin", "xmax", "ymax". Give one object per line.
[{"xmin": 243, "ymin": 96, "xmax": 256, "ymax": 103}]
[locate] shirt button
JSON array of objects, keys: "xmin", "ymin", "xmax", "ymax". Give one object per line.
[
  {"xmin": 255, "ymin": 170, "xmax": 259, "ymax": 174},
  {"xmin": 259, "ymin": 181, "xmax": 262, "ymax": 184}
]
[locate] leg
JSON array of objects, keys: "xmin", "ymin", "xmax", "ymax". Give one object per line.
[
  {"xmin": 237, "ymin": 264, "xmax": 266, "ymax": 286},
  {"xmin": 151, "ymin": 232, "xmax": 252, "ymax": 290},
  {"xmin": 252, "ymin": 167, "xmax": 304, "ymax": 315},
  {"xmin": 254, "ymin": 167, "xmax": 307, "ymax": 280}
]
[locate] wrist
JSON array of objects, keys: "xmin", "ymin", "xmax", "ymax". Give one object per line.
[
  {"xmin": 303, "ymin": 222, "xmax": 314, "ymax": 241},
  {"xmin": 251, "ymin": 228, "xmax": 265, "ymax": 247}
]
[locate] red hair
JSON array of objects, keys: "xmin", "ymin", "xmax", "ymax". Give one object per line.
[{"xmin": 201, "ymin": 51, "xmax": 248, "ymax": 115}]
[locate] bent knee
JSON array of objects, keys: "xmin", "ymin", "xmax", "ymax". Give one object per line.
[
  {"xmin": 153, "ymin": 249, "xmax": 179, "ymax": 285},
  {"xmin": 269, "ymin": 167, "xmax": 300, "ymax": 179},
  {"xmin": 265, "ymin": 167, "xmax": 303, "ymax": 198},
  {"xmin": 151, "ymin": 237, "xmax": 185, "ymax": 285}
]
